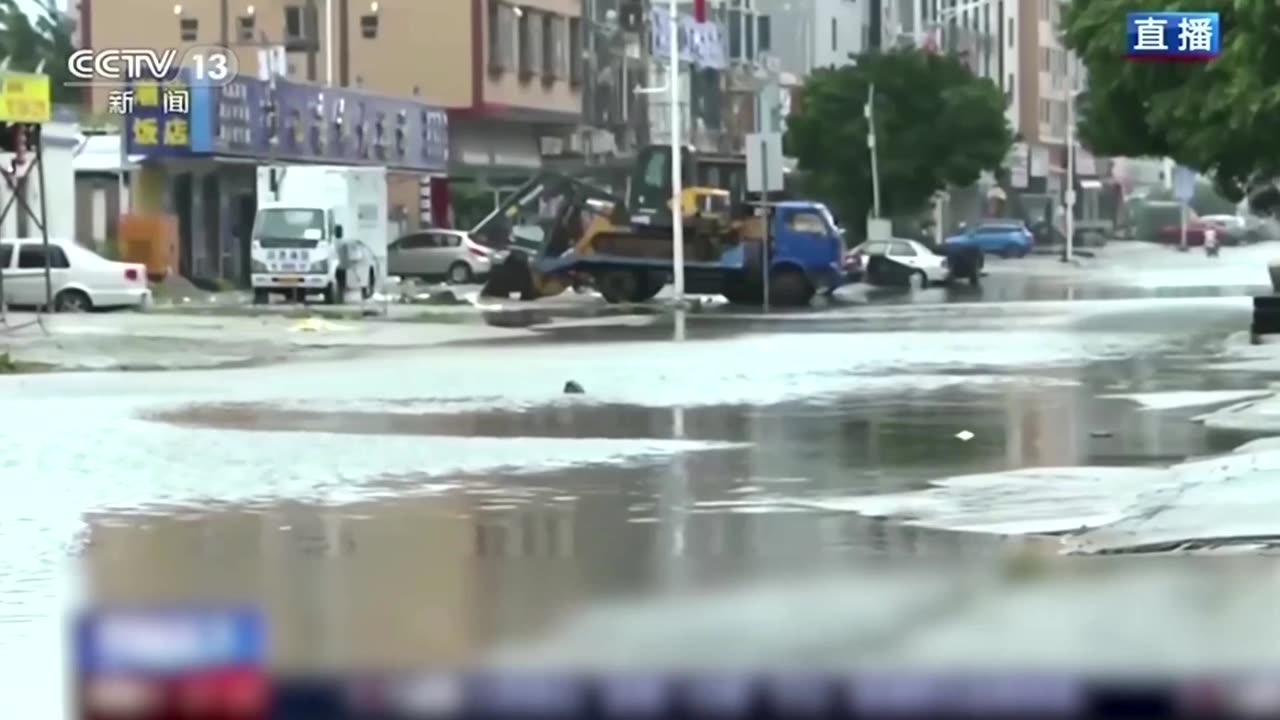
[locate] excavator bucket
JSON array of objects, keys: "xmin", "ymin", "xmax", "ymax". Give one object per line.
[
  {"xmin": 481, "ymin": 251, "xmax": 541, "ymax": 300},
  {"xmin": 473, "ymin": 171, "xmax": 621, "ymax": 301}
]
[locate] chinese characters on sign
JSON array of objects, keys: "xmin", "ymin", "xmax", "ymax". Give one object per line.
[
  {"xmin": 650, "ymin": 9, "xmax": 725, "ymax": 69},
  {"xmin": 127, "ymin": 81, "xmax": 192, "ymax": 151},
  {"xmin": 1125, "ymin": 12, "xmax": 1220, "ymax": 60},
  {"xmin": 107, "ymin": 87, "xmax": 189, "ymax": 115},
  {"xmin": 0, "ymin": 71, "xmax": 51, "ymax": 123}
]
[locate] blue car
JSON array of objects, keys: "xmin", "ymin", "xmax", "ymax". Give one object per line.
[{"xmin": 944, "ymin": 221, "xmax": 1035, "ymax": 258}]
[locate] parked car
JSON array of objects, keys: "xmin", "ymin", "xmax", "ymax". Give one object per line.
[
  {"xmin": 846, "ymin": 238, "xmax": 950, "ymax": 288},
  {"xmin": 0, "ymin": 238, "xmax": 150, "ymax": 312},
  {"xmin": 1198, "ymin": 214, "xmax": 1253, "ymax": 245},
  {"xmin": 387, "ymin": 229, "xmax": 495, "ymax": 284},
  {"xmin": 944, "ymin": 220, "xmax": 1035, "ymax": 258},
  {"xmin": 1156, "ymin": 218, "xmax": 1218, "ymax": 246}
]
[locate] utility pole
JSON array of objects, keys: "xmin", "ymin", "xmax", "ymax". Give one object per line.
[
  {"xmin": 668, "ymin": 0, "xmax": 685, "ymax": 339},
  {"xmin": 866, "ymin": 83, "xmax": 881, "ymax": 218},
  {"xmin": 1064, "ymin": 58, "xmax": 1076, "ymax": 263},
  {"xmin": 584, "ymin": 0, "xmax": 596, "ymax": 166}
]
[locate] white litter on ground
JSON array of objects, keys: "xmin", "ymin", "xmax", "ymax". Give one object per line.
[{"xmin": 1099, "ymin": 390, "xmax": 1273, "ymax": 411}]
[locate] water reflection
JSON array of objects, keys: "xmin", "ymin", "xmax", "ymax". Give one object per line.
[{"xmin": 77, "ymin": 358, "xmax": 1257, "ymax": 671}]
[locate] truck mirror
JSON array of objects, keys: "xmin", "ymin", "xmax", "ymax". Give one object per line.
[{"xmin": 334, "ymin": 225, "xmax": 344, "ymax": 239}]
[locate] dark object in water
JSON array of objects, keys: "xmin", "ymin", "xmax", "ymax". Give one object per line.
[
  {"xmin": 1089, "ymin": 430, "xmax": 1114, "ymax": 438},
  {"xmin": 563, "ymin": 381, "xmax": 584, "ymax": 394},
  {"xmin": 943, "ymin": 245, "xmax": 984, "ymax": 286}
]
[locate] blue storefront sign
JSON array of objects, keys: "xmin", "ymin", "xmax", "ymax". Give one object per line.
[
  {"xmin": 75, "ymin": 606, "xmax": 266, "ymax": 675},
  {"xmin": 212, "ymin": 75, "xmax": 267, "ymax": 156},
  {"xmin": 128, "ymin": 70, "xmax": 449, "ymax": 173},
  {"xmin": 124, "ymin": 76, "xmax": 215, "ymax": 156}
]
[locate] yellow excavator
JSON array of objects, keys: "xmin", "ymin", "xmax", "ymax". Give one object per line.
[{"xmin": 478, "ymin": 145, "xmax": 845, "ymax": 306}]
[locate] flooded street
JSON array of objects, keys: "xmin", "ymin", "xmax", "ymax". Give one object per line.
[{"xmin": 7, "ymin": 243, "xmax": 1280, "ymax": 714}]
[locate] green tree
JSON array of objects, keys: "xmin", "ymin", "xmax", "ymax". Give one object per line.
[
  {"xmin": 0, "ymin": 0, "xmax": 76, "ymax": 104},
  {"xmin": 1063, "ymin": 1, "xmax": 1280, "ymax": 210},
  {"xmin": 784, "ymin": 48, "xmax": 1013, "ymax": 232}
]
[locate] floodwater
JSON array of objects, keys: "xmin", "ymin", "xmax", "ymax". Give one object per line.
[{"xmin": 4, "ymin": 243, "xmax": 1280, "ymax": 714}]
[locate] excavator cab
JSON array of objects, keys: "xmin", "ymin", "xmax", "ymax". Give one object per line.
[{"xmin": 626, "ymin": 145, "xmax": 749, "ymax": 228}]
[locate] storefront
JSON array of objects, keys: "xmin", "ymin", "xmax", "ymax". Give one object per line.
[{"xmin": 125, "ymin": 73, "xmax": 450, "ymax": 285}]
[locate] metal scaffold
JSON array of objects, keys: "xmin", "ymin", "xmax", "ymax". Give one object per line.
[{"xmin": 0, "ymin": 60, "xmax": 54, "ymax": 334}]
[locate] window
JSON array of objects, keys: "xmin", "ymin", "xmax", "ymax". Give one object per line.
[
  {"xmin": 1008, "ymin": 17, "xmax": 1014, "ymax": 46},
  {"xmin": 788, "ymin": 212, "xmax": 826, "ymax": 233},
  {"xmin": 757, "ymin": 16, "xmax": 771, "ymax": 53},
  {"xmin": 728, "ymin": 8, "xmax": 741, "ymax": 59},
  {"xmin": 437, "ymin": 234, "xmax": 462, "ymax": 248},
  {"xmin": 393, "ymin": 233, "xmax": 433, "ymax": 250},
  {"xmin": 888, "ymin": 242, "xmax": 918, "ymax": 257},
  {"xmin": 17, "ymin": 245, "xmax": 69, "ymax": 269},
  {"xmin": 542, "ymin": 14, "xmax": 567, "ymax": 81},
  {"xmin": 831, "ymin": 18, "xmax": 837, "ymax": 52},
  {"xmin": 489, "ymin": 1, "xmax": 515, "ymax": 72},
  {"xmin": 178, "ymin": 17, "xmax": 198, "ymax": 42},
  {"xmin": 284, "ymin": 6, "xmax": 304, "ymax": 40},
  {"xmin": 568, "ymin": 17, "xmax": 583, "ymax": 85},
  {"xmin": 237, "ymin": 15, "xmax": 255, "ymax": 42},
  {"xmin": 517, "ymin": 7, "xmax": 536, "ymax": 77},
  {"xmin": 360, "ymin": 11, "xmax": 378, "ymax": 39},
  {"xmin": 0, "ymin": 243, "xmax": 11, "ymax": 268}
]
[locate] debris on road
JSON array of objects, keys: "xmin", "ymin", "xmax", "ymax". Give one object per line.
[{"xmin": 289, "ymin": 318, "xmax": 353, "ymax": 333}]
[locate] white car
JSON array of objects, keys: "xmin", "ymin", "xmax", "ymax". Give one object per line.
[
  {"xmin": 849, "ymin": 238, "xmax": 950, "ymax": 288},
  {"xmin": 0, "ymin": 238, "xmax": 151, "ymax": 312}
]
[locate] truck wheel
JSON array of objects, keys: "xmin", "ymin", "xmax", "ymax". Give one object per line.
[
  {"xmin": 722, "ymin": 277, "xmax": 760, "ymax": 305},
  {"xmin": 769, "ymin": 267, "xmax": 814, "ymax": 307},
  {"xmin": 325, "ymin": 274, "xmax": 345, "ymax": 305},
  {"xmin": 596, "ymin": 270, "xmax": 643, "ymax": 304},
  {"xmin": 635, "ymin": 272, "xmax": 665, "ymax": 302},
  {"xmin": 252, "ymin": 289, "xmax": 269, "ymax": 305}
]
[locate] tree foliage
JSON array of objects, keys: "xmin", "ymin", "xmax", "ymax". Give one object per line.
[
  {"xmin": 1063, "ymin": 0, "xmax": 1280, "ymax": 210},
  {"xmin": 784, "ymin": 49, "xmax": 1013, "ymax": 228},
  {"xmin": 0, "ymin": 0, "xmax": 76, "ymax": 104}
]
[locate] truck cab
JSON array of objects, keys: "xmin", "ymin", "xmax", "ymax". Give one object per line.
[{"xmin": 250, "ymin": 166, "xmax": 388, "ymax": 305}]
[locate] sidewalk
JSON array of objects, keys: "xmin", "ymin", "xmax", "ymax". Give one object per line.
[{"xmin": 0, "ymin": 311, "xmax": 534, "ymax": 372}]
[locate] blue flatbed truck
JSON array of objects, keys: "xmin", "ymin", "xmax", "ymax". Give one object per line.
[{"xmin": 533, "ymin": 200, "xmax": 848, "ymax": 306}]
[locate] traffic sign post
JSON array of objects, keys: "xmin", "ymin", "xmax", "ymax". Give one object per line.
[
  {"xmin": 1173, "ymin": 165, "xmax": 1196, "ymax": 252},
  {"xmin": 746, "ymin": 132, "xmax": 784, "ymax": 312}
]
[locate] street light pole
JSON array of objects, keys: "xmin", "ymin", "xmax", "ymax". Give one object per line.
[
  {"xmin": 866, "ymin": 83, "xmax": 881, "ymax": 218},
  {"xmin": 668, "ymin": 1, "xmax": 685, "ymax": 338},
  {"xmin": 1065, "ymin": 59, "xmax": 1076, "ymax": 263}
]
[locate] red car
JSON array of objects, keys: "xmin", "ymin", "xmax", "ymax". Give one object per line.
[{"xmin": 1156, "ymin": 218, "xmax": 1226, "ymax": 246}]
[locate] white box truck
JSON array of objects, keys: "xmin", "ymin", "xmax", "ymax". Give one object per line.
[{"xmin": 249, "ymin": 165, "xmax": 389, "ymax": 305}]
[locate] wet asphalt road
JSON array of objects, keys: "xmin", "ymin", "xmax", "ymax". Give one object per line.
[{"xmin": 5, "ymin": 242, "xmax": 1280, "ymax": 712}]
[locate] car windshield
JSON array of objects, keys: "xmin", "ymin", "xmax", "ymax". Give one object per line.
[{"xmin": 254, "ymin": 209, "xmax": 326, "ymax": 248}]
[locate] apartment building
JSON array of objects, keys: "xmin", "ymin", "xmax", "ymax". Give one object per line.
[
  {"xmin": 890, "ymin": 0, "xmax": 1021, "ymax": 136},
  {"xmin": 639, "ymin": 0, "xmax": 769, "ymax": 154},
  {"xmin": 1016, "ymin": 0, "xmax": 1080, "ymax": 196},
  {"xmin": 755, "ymin": 0, "xmax": 865, "ymax": 78}
]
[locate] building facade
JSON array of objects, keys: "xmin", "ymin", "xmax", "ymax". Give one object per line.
[
  {"xmin": 80, "ymin": 0, "xmax": 586, "ymax": 274},
  {"xmin": 755, "ymin": 0, "xmax": 866, "ymax": 78}
]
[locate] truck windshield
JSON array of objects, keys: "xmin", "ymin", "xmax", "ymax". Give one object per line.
[{"xmin": 255, "ymin": 209, "xmax": 326, "ymax": 248}]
